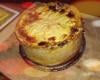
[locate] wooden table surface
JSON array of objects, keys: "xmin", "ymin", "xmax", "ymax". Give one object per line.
[{"xmin": 0, "ymin": 3, "xmax": 100, "ymax": 80}]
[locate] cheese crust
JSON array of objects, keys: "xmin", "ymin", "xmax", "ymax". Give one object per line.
[{"xmin": 16, "ymin": 2, "xmax": 83, "ymax": 49}]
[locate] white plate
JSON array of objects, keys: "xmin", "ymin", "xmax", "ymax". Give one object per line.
[
  {"xmin": 0, "ymin": 5, "xmax": 19, "ymax": 30},
  {"xmin": 0, "ymin": 5, "xmax": 20, "ymax": 42}
]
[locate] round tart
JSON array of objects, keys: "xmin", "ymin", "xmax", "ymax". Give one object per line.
[{"xmin": 16, "ymin": 2, "xmax": 84, "ymax": 66}]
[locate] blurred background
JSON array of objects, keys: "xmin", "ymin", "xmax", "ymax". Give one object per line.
[{"xmin": 0, "ymin": 0, "xmax": 100, "ymax": 16}]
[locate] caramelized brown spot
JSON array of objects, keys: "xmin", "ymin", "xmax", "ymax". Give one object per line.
[
  {"xmin": 49, "ymin": 5, "xmax": 57, "ymax": 11},
  {"xmin": 71, "ymin": 27, "xmax": 78, "ymax": 34},
  {"xmin": 38, "ymin": 41, "xmax": 47, "ymax": 46},
  {"xmin": 67, "ymin": 11, "xmax": 75, "ymax": 18},
  {"xmin": 68, "ymin": 34, "xmax": 74, "ymax": 40},
  {"xmin": 69, "ymin": 27, "xmax": 79, "ymax": 40},
  {"xmin": 56, "ymin": 2, "xmax": 64, "ymax": 7},
  {"xmin": 18, "ymin": 27, "xmax": 37, "ymax": 43},
  {"xmin": 18, "ymin": 27, "xmax": 27, "ymax": 37},
  {"xmin": 63, "ymin": 34, "xmax": 67, "ymax": 38},
  {"xmin": 27, "ymin": 12, "xmax": 40, "ymax": 23},
  {"xmin": 58, "ymin": 40, "xmax": 68, "ymax": 47},
  {"xmin": 56, "ymin": 2, "xmax": 63, "ymax": 11},
  {"xmin": 48, "ymin": 37, "xmax": 56, "ymax": 41},
  {"xmin": 26, "ymin": 36, "xmax": 37, "ymax": 43},
  {"xmin": 49, "ymin": 2, "xmax": 64, "ymax": 12},
  {"xmin": 60, "ymin": 9, "xmax": 65, "ymax": 13}
]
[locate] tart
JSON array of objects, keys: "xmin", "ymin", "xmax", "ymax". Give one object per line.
[{"xmin": 16, "ymin": 2, "xmax": 83, "ymax": 66}]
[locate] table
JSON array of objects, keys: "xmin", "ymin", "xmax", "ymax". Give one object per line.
[{"xmin": 0, "ymin": 3, "xmax": 100, "ymax": 80}]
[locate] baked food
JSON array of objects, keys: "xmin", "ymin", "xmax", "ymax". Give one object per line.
[{"xmin": 16, "ymin": 2, "xmax": 83, "ymax": 66}]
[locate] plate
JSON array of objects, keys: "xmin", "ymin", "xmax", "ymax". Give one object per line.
[{"xmin": 0, "ymin": 5, "xmax": 19, "ymax": 30}]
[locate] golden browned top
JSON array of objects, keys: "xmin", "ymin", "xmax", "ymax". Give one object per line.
[{"xmin": 16, "ymin": 2, "xmax": 83, "ymax": 48}]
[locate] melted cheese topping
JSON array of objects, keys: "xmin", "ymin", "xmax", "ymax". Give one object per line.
[{"xmin": 16, "ymin": 2, "xmax": 83, "ymax": 47}]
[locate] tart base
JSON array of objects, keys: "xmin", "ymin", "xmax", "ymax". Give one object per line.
[{"xmin": 19, "ymin": 35, "xmax": 85, "ymax": 72}]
